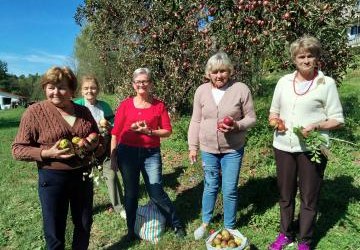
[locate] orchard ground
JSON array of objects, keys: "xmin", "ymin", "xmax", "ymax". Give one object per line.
[{"xmin": 0, "ymin": 70, "xmax": 359, "ymax": 249}]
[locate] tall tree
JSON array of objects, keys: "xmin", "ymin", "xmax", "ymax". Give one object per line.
[
  {"xmin": 75, "ymin": 0, "xmax": 357, "ymax": 114},
  {"xmin": 0, "ymin": 60, "xmax": 8, "ymax": 81}
]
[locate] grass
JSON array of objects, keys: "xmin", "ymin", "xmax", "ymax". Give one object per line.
[{"xmin": 0, "ymin": 72, "xmax": 359, "ymax": 250}]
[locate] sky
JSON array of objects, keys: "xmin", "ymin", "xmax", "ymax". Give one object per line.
[{"xmin": 0, "ymin": 0, "xmax": 84, "ymax": 76}]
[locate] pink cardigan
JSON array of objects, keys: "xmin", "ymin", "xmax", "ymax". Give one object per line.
[{"xmin": 188, "ymin": 81, "xmax": 256, "ymax": 154}]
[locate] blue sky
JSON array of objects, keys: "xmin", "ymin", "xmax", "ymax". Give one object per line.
[{"xmin": 0, "ymin": 0, "xmax": 84, "ymax": 76}]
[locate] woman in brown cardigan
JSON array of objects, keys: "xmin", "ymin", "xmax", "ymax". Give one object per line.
[
  {"xmin": 188, "ymin": 52, "xmax": 256, "ymax": 240},
  {"xmin": 12, "ymin": 66, "xmax": 103, "ymax": 250}
]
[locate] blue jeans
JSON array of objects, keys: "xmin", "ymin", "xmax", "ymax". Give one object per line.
[
  {"xmin": 117, "ymin": 144, "xmax": 182, "ymax": 234},
  {"xmin": 201, "ymin": 147, "xmax": 244, "ymax": 229},
  {"xmin": 38, "ymin": 168, "xmax": 93, "ymax": 250}
]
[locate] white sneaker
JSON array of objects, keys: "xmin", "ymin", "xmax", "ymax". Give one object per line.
[
  {"xmin": 120, "ymin": 209, "xmax": 127, "ymax": 219},
  {"xmin": 194, "ymin": 225, "xmax": 206, "ymax": 240}
]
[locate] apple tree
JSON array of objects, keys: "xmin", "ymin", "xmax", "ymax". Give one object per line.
[{"xmin": 75, "ymin": 0, "xmax": 356, "ymax": 113}]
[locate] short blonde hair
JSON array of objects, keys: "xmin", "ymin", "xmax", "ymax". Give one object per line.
[
  {"xmin": 205, "ymin": 52, "xmax": 234, "ymax": 79},
  {"xmin": 290, "ymin": 35, "xmax": 322, "ymax": 61},
  {"xmin": 132, "ymin": 68, "xmax": 153, "ymax": 82},
  {"xmin": 81, "ymin": 75, "xmax": 100, "ymax": 89},
  {"xmin": 40, "ymin": 66, "xmax": 77, "ymax": 95}
]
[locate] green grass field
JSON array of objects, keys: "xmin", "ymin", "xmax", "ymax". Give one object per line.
[{"xmin": 0, "ymin": 72, "xmax": 359, "ymax": 250}]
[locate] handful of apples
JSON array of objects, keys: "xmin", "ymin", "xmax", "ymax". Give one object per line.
[
  {"xmin": 207, "ymin": 228, "xmax": 246, "ymax": 249},
  {"xmin": 58, "ymin": 132, "xmax": 99, "ymax": 159},
  {"xmin": 269, "ymin": 118, "xmax": 286, "ymax": 133}
]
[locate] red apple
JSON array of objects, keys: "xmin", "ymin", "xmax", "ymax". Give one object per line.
[
  {"xmin": 223, "ymin": 116, "xmax": 234, "ymax": 126},
  {"xmin": 277, "ymin": 121, "xmax": 286, "ymax": 132},
  {"xmin": 209, "ymin": 229, "xmax": 216, "ymax": 235}
]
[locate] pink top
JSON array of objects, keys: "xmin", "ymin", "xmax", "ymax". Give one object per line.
[{"xmin": 112, "ymin": 97, "xmax": 172, "ymax": 148}]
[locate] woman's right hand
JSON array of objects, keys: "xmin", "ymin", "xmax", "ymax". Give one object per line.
[
  {"xmin": 41, "ymin": 140, "xmax": 75, "ymax": 159},
  {"xmin": 110, "ymin": 158, "xmax": 118, "ymax": 171},
  {"xmin": 189, "ymin": 150, "xmax": 198, "ymax": 165}
]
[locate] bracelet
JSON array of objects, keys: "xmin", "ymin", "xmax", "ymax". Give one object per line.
[{"xmin": 148, "ymin": 129, "xmax": 153, "ymax": 136}]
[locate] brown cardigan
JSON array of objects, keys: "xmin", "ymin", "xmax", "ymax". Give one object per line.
[
  {"xmin": 12, "ymin": 100, "xmax": 100, "ymax": 170},
  {"xmin": 188, "ymin": 81, "xmax": 256, "ymax": 154}
]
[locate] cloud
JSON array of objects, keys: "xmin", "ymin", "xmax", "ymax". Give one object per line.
[{"xmin": 0, "ymin": 51, "xmax": 75, "ymax": 76}]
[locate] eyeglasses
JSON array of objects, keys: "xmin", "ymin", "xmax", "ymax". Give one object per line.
[{"xmin": 134, "ymin": 80, "xmax": 150, "ymax": 86}]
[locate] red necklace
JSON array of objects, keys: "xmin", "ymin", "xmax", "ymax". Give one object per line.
[{"xmin": 293, "ymin": 70, "xmax": 318, "ymax": 96}]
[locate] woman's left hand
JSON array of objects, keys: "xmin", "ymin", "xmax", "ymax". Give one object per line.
[
  {"xmin": 301, "ymin": 123, "xmax": 318, "ymax": 137},
  {"xmin": 83, "ymin": 138, "xmax": 99, "ymax": 152},
  {"xmin": 131, "ymin": 120, "xmax": 150, "ymax": 134},
  {"xmin": 218, "ymin": 118, "xmax": 238, "ymax": 133}
]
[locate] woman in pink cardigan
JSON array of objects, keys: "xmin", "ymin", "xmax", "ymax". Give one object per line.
[{"xmin": 188, "ymin": 52, "xmax": 256, "ymax": 240}]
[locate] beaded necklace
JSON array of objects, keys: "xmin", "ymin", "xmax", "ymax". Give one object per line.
[{"xmin": 293, "ymin": 70, "xmax": 318, "ymax": 96}]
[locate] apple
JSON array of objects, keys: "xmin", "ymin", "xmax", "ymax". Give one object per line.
[
  {"xmin": 209, "ymin": 229, "xmax": 216, "ymax": 235},
  {"xmin": 282, "ymin": 12, "xmax": 291, "ymax": 20},
  {"xmin": 220, "ymin": 240, "xmax": 228, "ymax": 248},
  {"xmin": 221, "ymin": 229, "xmax": 230, "ymax": 237},
  {"xmin": 269, "ymin": 118, "xmax": 279, "ymax": 128},
  {"xmin": 71, "ymin": 136, "xmax": 81, "ymax": 144},
  {"xmin": 215, "ymin": 233, "xmax": 223, "ymax": 240},
  {"xmin": 99, "ymin": 118, "xmax": 108, "ymax": 127},
  {"xmin": 212, "ymin": 238, "xmax": 221, "ymax": 245},
  {"xmin": 277, "ymin": 121, "xmax": 286, "ymax": 132},
  {"xmin": 208, "ymin": 7, "xmax": 216, "ymax": 15},
  {"xmin": 58, "ymin": 139, "xmax": 71, "ymax": 149},
  {"xmin": 229, "ymin": 241, "xmax": 237, "ymax": 248},
  {"xmin": 234, "ymin": 236, "xmax": 242, "ymax": 245},
  {"xmin": 223, "ymin": 116, "xmax": 234, "ymax": 126}
]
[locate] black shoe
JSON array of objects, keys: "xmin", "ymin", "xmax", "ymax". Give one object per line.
[
  {"xmin": 174, "ymin": 227, "xmax": 186, "ymax": 238},
  {"xmin": 124, "ymin": 232, "xmax": 137, "ymax": 242}
]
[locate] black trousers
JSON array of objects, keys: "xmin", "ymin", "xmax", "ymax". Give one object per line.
[
  {"xmin": 274, "ymin": 148, "xmax": 327, "ymax": 244},
  {"xmin": 38, "ymin": 168, "xmax": 93, "ymax": 250}
]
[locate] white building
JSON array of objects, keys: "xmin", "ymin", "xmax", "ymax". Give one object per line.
[
  {"xmin": 0, "ymin": 90, "xmax": 22, "ymax": 110},
  {"xmin": 348, "ymin": 0, "xmax": 360, "ymax": 47}
]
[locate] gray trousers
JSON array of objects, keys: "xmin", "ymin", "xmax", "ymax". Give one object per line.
[{"xmin": 102, "ymin": 159, "xmax": 124, "ymax": 212}]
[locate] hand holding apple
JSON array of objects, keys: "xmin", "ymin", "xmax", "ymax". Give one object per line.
[
  {"xmin": 41, "ymin": 139, "xmax": 75, "ymax": 159},
  {"xmin": 217, "ymin": 116, "xmax": 236, "ymax": 133},
  {"xmin": 99, "ymin": 118, "xmax": 111, "ymax": 135},
  {"xmin": 277, "ymin": 120, "xmax": 286, "ymax": 133},
  {"xmin": 269, "ymin": 117, "xmax": 286, "ymax": 133},
  {"xmin": 131, "ymin": 120, "xmax": 150, "ymax": 135},
  {"xmin": 85, "ymin": 132, "xmax": 100, "ymax": 151}
]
